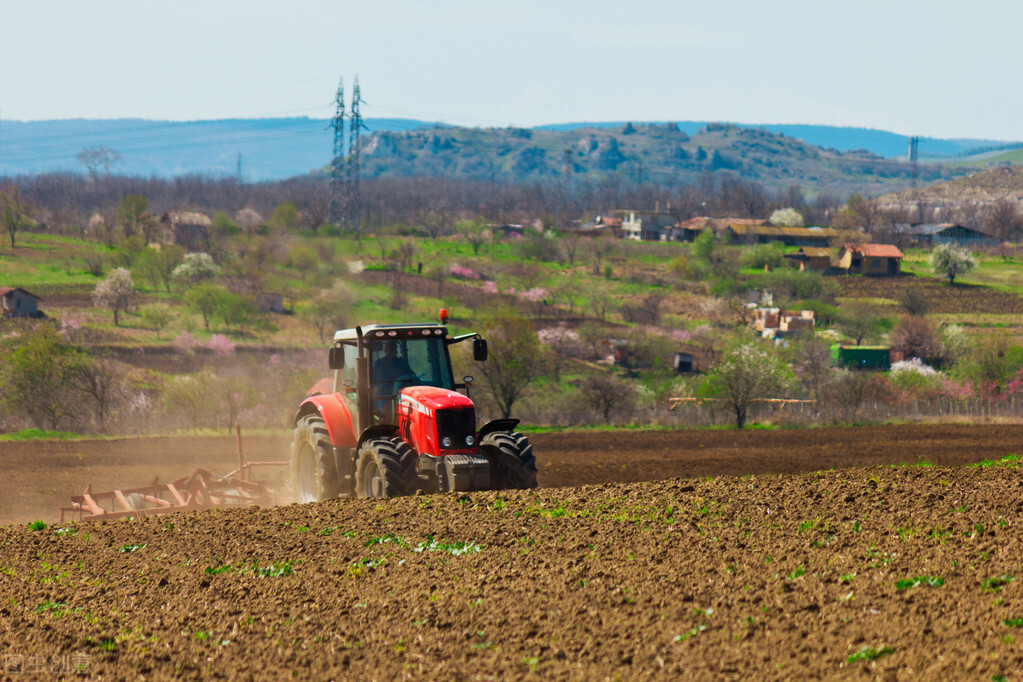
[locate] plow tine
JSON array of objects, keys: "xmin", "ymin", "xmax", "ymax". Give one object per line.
[
  {"xmin": 82, "ymin": 493, "xmax": 104, "ymax": 517},
  {"xmin": 166, "ymin": 483, "xmax": 187, "ymax": 506},
  {"xmin": 114, "ymin": 489, "xmax": 134, "ymax": 513}
]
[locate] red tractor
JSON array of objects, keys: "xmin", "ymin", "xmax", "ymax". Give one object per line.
[{"xmin": 290, "ymin": 311, "xmax": 538, "ymax": 500}]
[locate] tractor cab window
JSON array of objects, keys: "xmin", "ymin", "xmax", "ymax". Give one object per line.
[{"xmin": 370, "ymin": 337, "xmax": 454, "ymax": 397}]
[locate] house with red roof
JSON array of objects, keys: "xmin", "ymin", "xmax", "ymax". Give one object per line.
[{"xmin": 836, "ymin": 243, "xmax": 904, "ymax": 276}]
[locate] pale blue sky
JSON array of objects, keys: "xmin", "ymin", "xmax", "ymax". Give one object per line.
[{"xmin": 3, "ymin": 0, "xmax": 1019, "ymax": 140}]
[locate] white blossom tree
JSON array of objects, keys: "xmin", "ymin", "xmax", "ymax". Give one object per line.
[
  {"xmin": 768, "ymin": 207, "xmax": 805, "ymax": 227},
  {"xmin": 930, "ymin": 243, "xmax": 977, "ymax": 285},
  {"xmin": 92, "ymin": 267, "xmax": 136, "ymax": 326},
  {"xmin": 171, "ymin": 252, "xmax": 220, "ymax": 287}
]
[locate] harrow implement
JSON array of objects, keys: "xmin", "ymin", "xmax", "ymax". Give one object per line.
[{"xmin": 58, "ymin": 426, "xmax": 289, "ymax": 522}]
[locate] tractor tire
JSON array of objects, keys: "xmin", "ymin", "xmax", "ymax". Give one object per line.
[
  {"xmin": 481, "ymin": 431, "xmax": 538, "ymax": 490},
  {"xmin": 291, "ymin": 414, "xmax": 340, "ymax": 503},
  {"xmin": 355, "ymin": 437, "xmax": 418, "ymax": 499}
]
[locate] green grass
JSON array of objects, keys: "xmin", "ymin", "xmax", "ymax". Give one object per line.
[{"xmin": 0, "ymin": 429, "xmax": 84, "ymax": 442}]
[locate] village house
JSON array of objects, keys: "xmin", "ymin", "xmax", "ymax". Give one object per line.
[
  {"xmin": 0, "ymin": 287, "xmax": 43, "ymax": 318},
  {"xmin": 753, "ymin": 308, "xmax": 815, "ymax": 338},
  {"xmin": 837, "ymin": 243, "xmax": 904, "ymax": 275},
  {"xmin": 160, "ymin": 211, "xmax": 213, "ymax": 252},
  {"xmin": 612, "ymin": 207, "xmax": 677, "ymax": 241},
  {"xmin": 783, "ymin": 246, "xmax": 833, "ymax": 273}
]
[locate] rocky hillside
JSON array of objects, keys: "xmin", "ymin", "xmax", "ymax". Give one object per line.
[
  {"xmin": 360, "ymin": 122, "xmax": 974, "ymax": 195},
  {"xmin": 875, "ymin": 165, "xmax": 1023, "ymax": 214}
]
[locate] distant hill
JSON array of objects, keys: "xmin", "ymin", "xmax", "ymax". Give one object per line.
[
  {"xmin": 360, "ymin": 121, "xmax": 978, "ymax": 195},
  {"xmin": 534, "ymin": 122, "xmax": 1018, "ymax": 160},
  {"xmin": 0, "ymin": 117, "xmax": 1018, "ymax": 192}
]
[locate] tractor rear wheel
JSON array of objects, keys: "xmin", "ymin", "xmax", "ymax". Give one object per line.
[
  {"xmin": 481, "ymin": 432, "xmax": 538, "ymax": 489},
  {"xmin": 291, "ymin": 414, "xmax": 340, "ymax": 503},
  {"xmin": 355, "ymin": 437, "xmax": 418, "ymax": 498}
]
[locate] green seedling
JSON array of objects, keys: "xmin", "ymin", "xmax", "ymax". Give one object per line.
[
  {"xmin": 414, "ymin": 535, "xmax": 482, "ymax": 556},
  {"xmin": 896, "ymin": 576, "xmax": 944, "ymax": 590},
  {"xmin": 674, "ymin": 624, "xmax": 707, "ymax": 642},
  {"xmin": 847, "ymin": 646, "xmax": 894, "ymax": 663},
  {"xmin": 1002, "ymin": 618, "xmax": 1023, "ymax": 628},
  {"xmin": 117, "ymin": 543, "xmax": 147, "ymax": 553},
  {"xmin": 785, "ymin": 565, "xmax": 806, "ymax": 581},
  {"xmin": 53, "ymin": 526, "xmax": 77, "ymax": 536},
  {"xmin": 366, "ymin": 534, "xmax": 408, "ymax": 548},
  {"xmin": 984, "ymin": 575, "xmax": 1015, "ymax": 592},
  {"xmin": 28, "ymin": 520, "xmax": 47, "ymax": 531}
]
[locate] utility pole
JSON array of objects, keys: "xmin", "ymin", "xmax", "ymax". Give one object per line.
[
  {"xmin": 348, "ymin": 76, "xmax": 364, "ymax": 237},
  {"xmin": 329, "ymin": 77, "xmax": 347, "ymax": 228}
]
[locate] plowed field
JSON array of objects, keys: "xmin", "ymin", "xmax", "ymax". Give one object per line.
[
  {"xmin": 838, "ymin": 274, "xmax": 1023, "ymax": 314},
  {"xmin": 2, "ymin": 424, "xmax": 1023, "ymax": 679}
]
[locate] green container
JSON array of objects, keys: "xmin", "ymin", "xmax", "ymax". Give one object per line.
[{"xmin": 831, "ymin": 344, "xmax": 891, "ymax": 371}]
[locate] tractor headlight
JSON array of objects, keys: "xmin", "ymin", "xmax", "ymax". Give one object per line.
[
  {"xmin": 465, "ymin": 435, "xmax": 475, "ymax": 446},
  {"xmin": 441, "ymin": 436, "xmax": 453, "ymax": 448}
]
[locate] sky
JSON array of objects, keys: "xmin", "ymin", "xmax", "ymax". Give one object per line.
[{"xmin": 3, "ymin": 0, "xmax": 1021, "ymax": 141}]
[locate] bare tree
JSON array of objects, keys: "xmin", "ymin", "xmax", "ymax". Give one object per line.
[
  {"xmin": 986, "ymin": 199, "xmax": 1023, "ymax": 242},
  {"xmin": 577, "ymin": 373, "xmax": 638, "ymax": 422},
  {"xmin": 474, "ymin": 312, "xmax": 550, "ymax": 419},
  {"xmin": 0, "ymin": 184, "xmax": 35, "ymax": 248},
  {"xmin": 77, "ymin": 147, "xmax": 121, "ymax": 179}
]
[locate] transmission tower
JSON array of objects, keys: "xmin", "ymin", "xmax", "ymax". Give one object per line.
[
  {"xmin": 908, "ymin": 136, "xmax": 922, "ymax": 222},
  {"xmin": 348, "ymin": 76, "xmax": 364, "ymax": 236},
  {"xmin": 328, "ymin": 77, "xmax": 347, "ymax": 227}
]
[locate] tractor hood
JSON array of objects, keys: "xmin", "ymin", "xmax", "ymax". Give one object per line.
[{"xmin": 398, "ymin": 386, "xmax": 473, "ymax": 416}]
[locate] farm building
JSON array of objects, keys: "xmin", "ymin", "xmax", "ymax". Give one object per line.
[
  {"xmin": 726, "ymin": 224, "xmax": 836, "ymax": 248},
  {"xmin": 837, "ymin": 243, "xmax": 904, "ymax": 275},
  {"xmin": 0, "ymin": 286, "xmax": 42, "ymax": 318},
  {"xmin": 892, "ymin": 223, "xmax": 998, "ymax": 248},
  {"xmin": 783, "ymin": 246, "xmax": 833, "ymax": 272},
  {"xmin": 676, "ymin": 217, "xmax": 766, "ymax": 242},
  {"xmin": 160, "ymin": 211, "xmax": 213, "ymax": 252}
]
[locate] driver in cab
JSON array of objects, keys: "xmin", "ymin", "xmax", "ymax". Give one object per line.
[{"xmin": 373, "ymin": 340, "xmax": 414, "ymax": 390}]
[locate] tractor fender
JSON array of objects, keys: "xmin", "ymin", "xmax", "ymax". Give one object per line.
[
  {"xmin": 356, "ymin": 424, "xmax": 399, "ymax": 453},
  {"xmin": 294, "ymin": 394, "xmax": 357, "ymax": 448},
  {"xmin": 477, "ymin": 418, "xmax": 520, "ymax": 441}
]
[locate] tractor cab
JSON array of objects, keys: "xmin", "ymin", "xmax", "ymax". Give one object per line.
[{"xmin": 327, "ymin": 315, "xmax": 487, "ymax": 436}]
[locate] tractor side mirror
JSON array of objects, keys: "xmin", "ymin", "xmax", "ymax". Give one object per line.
[
  {"xmin": 328, "ymin": 346, "xmax": 344, "ymax": 370},
  {"xmin": 473, "ymin": 338, "xmax": 488, "ymax": 362}
]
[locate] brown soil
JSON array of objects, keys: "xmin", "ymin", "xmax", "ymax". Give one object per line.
[
  {"xmin": 2, "ymin": 424, "xmax": 1023, "ymax": 678},
  {"xmin": 838, "ymin": 274, "xmax": 1023, "ymax": 314}
]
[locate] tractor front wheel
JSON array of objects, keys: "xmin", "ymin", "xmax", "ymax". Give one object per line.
[
  {"xmin": 355, "ymin": 437, "xmax": 418, "ymax": 498},
  {"xmin": 481, "ymin": 432, "xmax": 538, "ymax": 489},
  {"xmin": 291, "ymin": 414, "xmax": 340, "ymax": 503}
]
